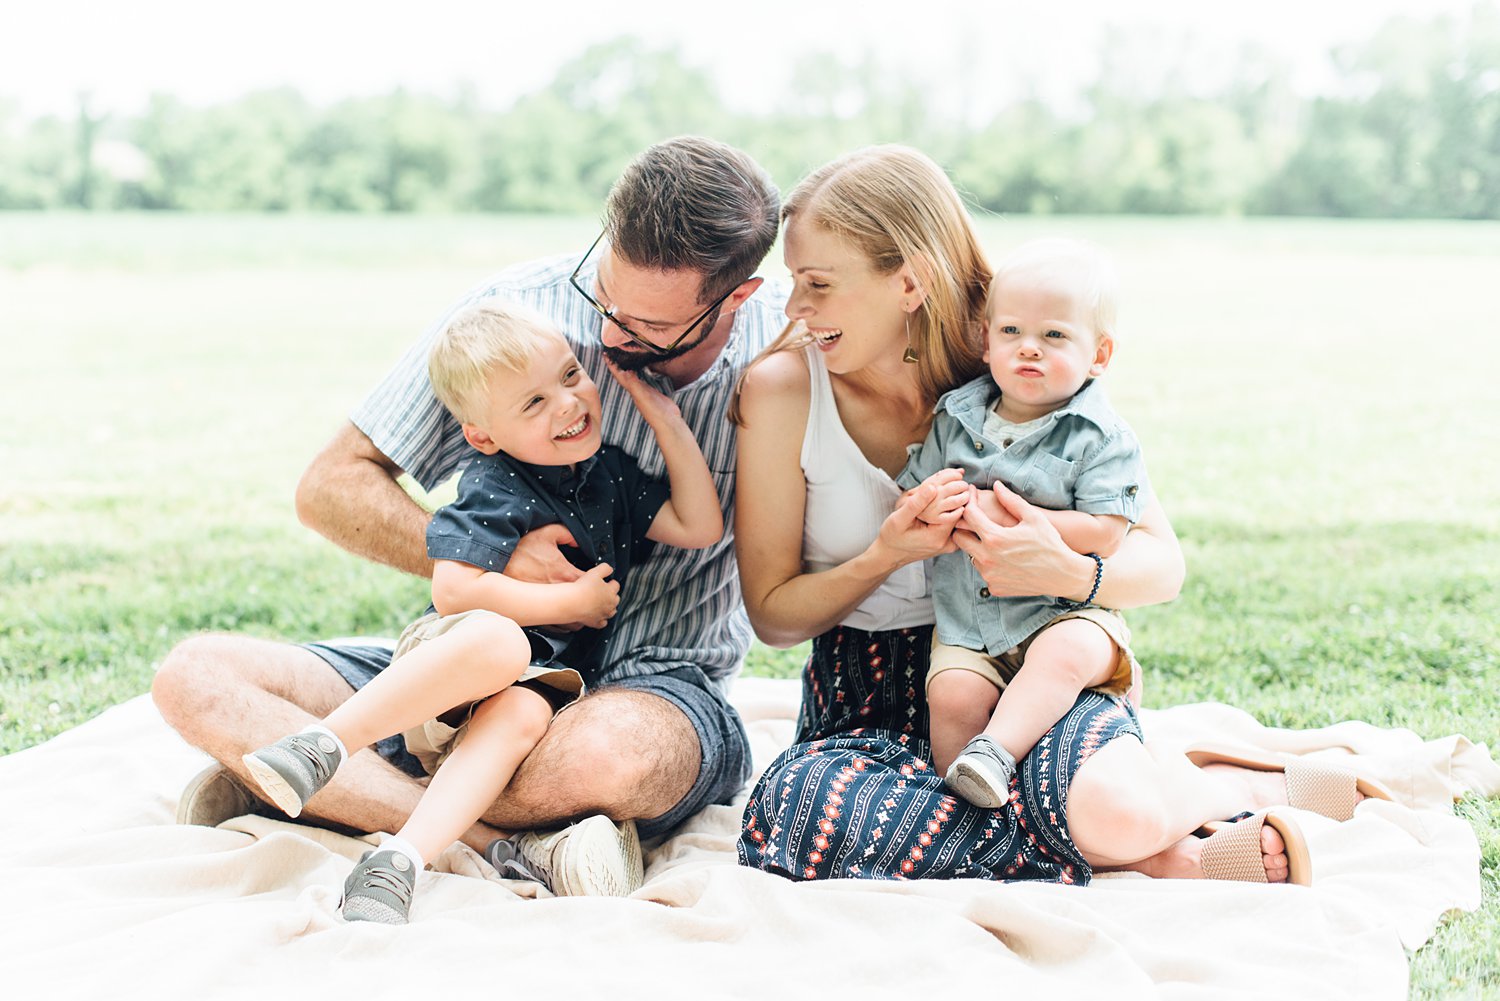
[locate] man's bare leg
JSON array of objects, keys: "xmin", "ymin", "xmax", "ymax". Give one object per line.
[
  {"xmin": 152, "ymin": 634, "xmax": 702, "ymax": 852},
  {"xmin": 481, "ymin": 686, "xmax": 701, "ymax": 832},
  {"xmin": 151, "ymin": 634, "xmax": 477, "ymax": 838}
]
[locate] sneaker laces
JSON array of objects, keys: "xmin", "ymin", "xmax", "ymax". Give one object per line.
[
  {"xmin": 357, "ymin": 861, "xmax": 415, "ymax": 910},
  {"xmin": 286, "ymin": 734, "xmax": 336, "ymax": 784},
  {"xmin": 487, "ymin": 838, "xmax": 553, "ymax": 887}
]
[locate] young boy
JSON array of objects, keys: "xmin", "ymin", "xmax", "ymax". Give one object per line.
[
  {"xmin": 898, "ymin": 238, "xmax": 1151, "ymax": 809},
  {"xmin": 241, "ymin": 300, "xmax": 723, "ymax": 924}
]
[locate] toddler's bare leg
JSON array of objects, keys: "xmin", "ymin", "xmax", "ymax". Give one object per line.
[
  {"xmin": 984, "ymin": 618, "xmax": 1118, "ymax": 765},
  {"xmin": 322, "ymin": 615, "xmax": 533, "ymax": 752},
  {"xmin": 396, "ymin": 685, "xmax": 554, "ymax": 859},
  {"xmin": 926, "ymin": 669, "xmax": 1000, "ymax": 773}
]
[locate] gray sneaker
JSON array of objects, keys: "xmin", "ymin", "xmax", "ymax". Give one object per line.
[
  {"xmin": 341, "ymin": 849, "xmax": 419, "ymax": 925},
  {"xmin": 944, "ymin": 734, "xmax": 1018, "ymax": 809},
  {"xmin": 241, "ymin": 731, "xmax": 342, "ymax": 818},
  {"xmin": 176, "ymin": 763, "xmax": 266, "ymax": 826},
  {"xmin": 486, "ymin": 815, "xmax": 644, "ymax": 897}
]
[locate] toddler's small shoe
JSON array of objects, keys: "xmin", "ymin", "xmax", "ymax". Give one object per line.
[
  {"xmin": 944, "ymin": 734, "xmax": 1017, "ymax": 809},
  {"xmin": 342, "ymin": 849, "xmax": 419, "ymax": 924},
  {"xmin": 241, "ymin": 731, "xmax": 341, "ymax": 818}
]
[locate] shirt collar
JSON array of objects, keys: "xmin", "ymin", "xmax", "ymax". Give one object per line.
[
  {"xmin": 505, "ymin": 451, "xmax": 599, "ymax": 493},
  {"xmin": 938, "ymin": 374, "xmax": 1116, "ymax": 430}
]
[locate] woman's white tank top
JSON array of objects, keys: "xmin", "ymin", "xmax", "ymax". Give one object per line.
[{"xmin": 798, "ymin": 346, "xmax": 934, "ymax": 631}]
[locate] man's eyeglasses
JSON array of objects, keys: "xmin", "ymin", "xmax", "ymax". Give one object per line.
[{"xmin": 568, "ymin": 231, "xmax": 740, "ymax": 355}]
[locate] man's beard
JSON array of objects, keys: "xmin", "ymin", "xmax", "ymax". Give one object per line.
[{"xmin": 601, "ymin": 307, "xmax": 722, "ymax": 373}]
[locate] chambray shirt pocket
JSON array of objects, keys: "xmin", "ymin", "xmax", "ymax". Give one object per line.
[{"xmin": 1021, "ymin": 450, "xmax": 1078, "ymax": 509}]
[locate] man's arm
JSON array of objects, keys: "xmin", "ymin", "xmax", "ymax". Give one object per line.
[{"xmin": 295, "ymin": 421, "xmax": 434, "ymax": 578}]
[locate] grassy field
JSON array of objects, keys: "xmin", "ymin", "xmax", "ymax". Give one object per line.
[{"xmin": 1, "ymin": 212, "xmax": 1496, "ymax": 996}]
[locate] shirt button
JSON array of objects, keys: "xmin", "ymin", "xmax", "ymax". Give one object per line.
[
  {"xmin": 1126, "ymin": 485, "xmax": 1139, "ymax": 496},
  {"xmin": 974, "ymin": 440, "xmax": 984, "ymax": 451},
  {"xmin": 979, "ymin": 587, "xmax": 991, "ymax": 599},
  {"xmin": 1002, "ymin": 438, "xmax": 1014, "ymax": 448}
]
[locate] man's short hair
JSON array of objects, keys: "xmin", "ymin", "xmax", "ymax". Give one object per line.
[
  {"xmin": 428, "ymin": 299, "xmax": 557, "ymax": 425},
  {"xmin": 604, "ymin": 136, "xmax": 780, "ymax": 304}
]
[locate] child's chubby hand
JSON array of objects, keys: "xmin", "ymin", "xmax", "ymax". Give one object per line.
[
  {"xmin": 606, "ymin": 359, "xmax": 684, "ymax": 427},
  {"xmin": 564, "ymin": 563, "xmax": 621, "ymax": 629},
  {"xmin": 910, "ymin": 468, "xmax": 972, "ymax": 525}
]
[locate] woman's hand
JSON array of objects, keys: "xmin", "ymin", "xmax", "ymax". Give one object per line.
[
  {"xmin": 952, "ymin": 480, "xmax": 1095, "ymax": 601},
  {"xmin": 875, "ymin": 478, "xmax": 964, "ymax": 568}
]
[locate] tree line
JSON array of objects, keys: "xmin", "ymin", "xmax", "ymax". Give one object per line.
[{"xmin": 2, "ymin": 10, "xmax": 1497, "ymax": 219}]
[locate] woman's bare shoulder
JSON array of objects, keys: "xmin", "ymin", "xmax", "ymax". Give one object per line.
[{"xmin": 738, "ymin": 348, "xmax": 812, "ymax": 421}]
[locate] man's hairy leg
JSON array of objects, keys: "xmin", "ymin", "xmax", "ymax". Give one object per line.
[
  {"xmin": 482, "ymin": 687, "xmax": 700, "ymax": 831},
  {"xmin": 151, "ymin": 634, "xmax": 503, "ymax": 850}
]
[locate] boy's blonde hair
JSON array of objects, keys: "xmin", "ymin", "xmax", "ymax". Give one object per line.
[
  {"xmin": 990, "ymin": 238, "xmax": 1120, "ymax": 339},
  {"xmin": 428, "ymin": 300, "xmax": 558, "ymax": 424},
  {"xmin": 730, "ymin": 145, "xmax": 991, "ymax": 424}
]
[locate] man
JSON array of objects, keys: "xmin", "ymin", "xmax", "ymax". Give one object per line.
[{"xmin": 151, "ymin": 136, "xmax": 785, "ymax": 896}]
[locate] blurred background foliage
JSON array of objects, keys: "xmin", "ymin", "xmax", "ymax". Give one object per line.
[{"xmin": 3, "ymin": 6, "xmax": 1499, "ymax": 218}]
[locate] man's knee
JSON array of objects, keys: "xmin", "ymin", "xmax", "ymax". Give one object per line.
[
  {"xmin": 152, "ymin": 634, "xmax": 241, "ymax": 724},
  {"xmin": 540, "ymin": 689, "xmax": 699, "ymax": 807}
]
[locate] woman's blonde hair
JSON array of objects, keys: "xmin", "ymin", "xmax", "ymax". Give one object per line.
[
  {"xmin": 429, "ymin": 299, "xmax": 558, "ymax": 424},
  {"xmin": 731, "ymin": 145, "xmax": 991, "ymax": 424}
]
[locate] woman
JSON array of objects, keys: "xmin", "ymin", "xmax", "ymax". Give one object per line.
[{"xmin": 732, "ymin": 146, "xmax": 1318, "ymax": 885}]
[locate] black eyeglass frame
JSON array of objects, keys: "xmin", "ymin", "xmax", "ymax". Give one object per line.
[{"xmin": 568, "ymin": 231, "xmax": 744, "ymax": 355}]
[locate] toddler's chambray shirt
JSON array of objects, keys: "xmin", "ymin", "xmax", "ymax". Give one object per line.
[
  {"xmin": 897, "ymin": 376, "xmax": 1150, "ymax": 656},
  {"xmin": 426, "ymin": 445, "xmax": 670, "ymax": 681}
]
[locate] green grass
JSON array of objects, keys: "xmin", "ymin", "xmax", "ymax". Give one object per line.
[{"xmin": 1, "ymin": 212, "xmax": 1496, "ymax": 996}]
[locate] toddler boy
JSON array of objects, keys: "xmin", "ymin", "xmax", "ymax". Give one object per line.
[{"xmin": 900, "ymin": 238, "xmax": 1151, "ymax": 808}]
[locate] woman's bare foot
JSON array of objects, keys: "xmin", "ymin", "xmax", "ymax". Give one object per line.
[
  {"xmin": 1125, "ymin": 823, "xmax": 1292, "ymax": 883},
  {"xmin": 1197, "ymin": 761, "xmax": 1367, "ymax": 816}
]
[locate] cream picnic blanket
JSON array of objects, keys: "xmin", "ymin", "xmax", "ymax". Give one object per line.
[{"xmin": 1, "ymin": 678, "xmax": 1494, "ymax": 1001}]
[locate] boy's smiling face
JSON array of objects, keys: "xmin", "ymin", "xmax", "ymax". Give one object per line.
[
  {"xmin": 461, "ymin": 331, "xmax": 604, "ymax": 467},
  {"xmin": 984, "ymin": 274, "xmax": 1114, "ymax": 424}
]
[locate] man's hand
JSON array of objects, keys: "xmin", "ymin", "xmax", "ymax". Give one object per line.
[
  {"xmin": 506, "ymin": 524, "xmax": 586, "ymax": 584},
  {"xmin": 563, "ymin": 563, "xmax": 621, "ymax": 630},
  {"xmin": 953, "ymin": 481, "xmax": 1092, "ymax": 600},
  {"xmin": 911, "ymin": 468, "xmax": 971, "ymax": 525}
]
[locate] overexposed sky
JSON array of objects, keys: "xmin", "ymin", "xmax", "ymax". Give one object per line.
[{"xmin": 1, "ymin": 0, "xmax": 1486, "ymax": 120}]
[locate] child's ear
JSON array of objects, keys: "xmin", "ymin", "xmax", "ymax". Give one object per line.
[
  {"xmin": 462, "ymin": 424, "xmax": 501, "ymax": 455},
  {"xmin": 1089, "ymin": 332, "xmax": 1115, "ymax": 377}
]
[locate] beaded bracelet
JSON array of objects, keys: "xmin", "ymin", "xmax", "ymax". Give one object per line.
[{"xmin": 1060, "ymin": 553, "xmax": 1104, "ymax": 610}]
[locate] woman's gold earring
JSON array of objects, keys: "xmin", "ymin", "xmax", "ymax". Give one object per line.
[{"xmin": 902, "ymin": 311, "xmax": 919, "ymax": 364}]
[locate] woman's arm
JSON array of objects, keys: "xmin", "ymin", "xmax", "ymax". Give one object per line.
[
  {"xmin": 955, "ymin": 481, "xmax": 1183, "ymax": 609},
  {"xmin": 734, "ymin": 353, "xmax": 960, "ymax": 648}
]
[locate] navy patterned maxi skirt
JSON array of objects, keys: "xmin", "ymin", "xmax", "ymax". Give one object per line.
[{"xmin": 738, "ymin": 625, "xmax": 1142, "ymax": 884}]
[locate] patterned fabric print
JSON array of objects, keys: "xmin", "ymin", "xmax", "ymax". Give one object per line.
[{"xmin": 739, "ymin": 625, "xmax": 1143, "ymax": 885}]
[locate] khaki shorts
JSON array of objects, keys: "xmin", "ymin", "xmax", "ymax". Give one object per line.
[
  {"xmin": 927, "ymin": 607, "xmax": 1141, "ymax": 703},
  {"xmin": 394, "ymin": 609, "xmax": 584, "ymax": 775}
]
